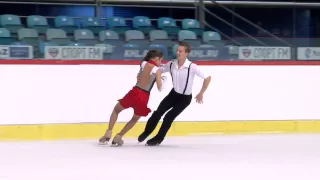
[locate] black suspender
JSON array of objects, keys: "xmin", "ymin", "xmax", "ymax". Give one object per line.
[
  {"xmin": 170, "ymin": 61, "xmax": 192, "ymax": 95},
  {"xmin": 170, "ymin": 62, "xmax": 173, "ymax": 82},
  {"xmin": 183, "ymin": 63, "xmax": 192, "ymax": 95}
]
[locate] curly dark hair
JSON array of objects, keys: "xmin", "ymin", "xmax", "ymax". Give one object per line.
[{"xmin": 143, "ymin": 49, "xmax": 164, "ymax": 61}]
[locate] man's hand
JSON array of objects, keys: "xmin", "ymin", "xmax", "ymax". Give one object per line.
[
  {"xmin": 195, "ymin": 93, "xmax": 204, "ymax": 104},
  {"xmin": 161, "ymin": 75, "xmax": 167, "ymax": 82},
  {"xmin": 195, "ymin": 76, "xmax": 211, "ymax": 104}
]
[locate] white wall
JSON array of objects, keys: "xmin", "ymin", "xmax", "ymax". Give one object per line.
[{"xmin": 0, "ymin": 64, "xmax": 319, "ymax": 125}]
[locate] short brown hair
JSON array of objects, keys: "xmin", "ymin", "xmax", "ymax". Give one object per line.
[
  {"xmin": 143, "ymin": 49, "xmax": 164, "ymax": 61},
  {"xmin": 178, "ymin": 41, "xmax": 191, "ymax": 53}
]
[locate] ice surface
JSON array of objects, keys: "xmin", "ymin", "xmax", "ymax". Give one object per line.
[{"xmin": 0, "ymin": 134, "xmax": 320, "ymax": 180}]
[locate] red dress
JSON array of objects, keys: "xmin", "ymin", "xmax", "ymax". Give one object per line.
[{"xmin": 118, "ymin": 60, "xmax": 158, "ymax": 117}]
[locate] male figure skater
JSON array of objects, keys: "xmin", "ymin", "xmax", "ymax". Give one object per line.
[
  {"xmin": 99, "ymin": 50, "xmax": 167, "ymax": 146},
  {"xmin": 138, "ymin": 41, "xmax": 211, "ymax": 146}
]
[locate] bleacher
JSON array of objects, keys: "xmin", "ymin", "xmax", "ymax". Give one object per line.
[{"xmin": 0, "ymin": 14, "xmax": 235, "ymax": 60}]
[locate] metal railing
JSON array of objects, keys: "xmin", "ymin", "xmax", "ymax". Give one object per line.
[
  {"xmin": 0, "ymin": 1, "xmax": 96, "ymax": 6},
  {"xmin": 0, "ymin": 0, "xmax": 316, "ymax": 48},
  {"xmin": 0, "ymin": 0, "xmax": 196, "ymax": 24},
  {"xmin": 198, "ymin": 0, "xmax": 293, "ymax": 47},
  {"xmin": 2, "ymin": 0, "xmax": 320, "ymax": 6}
]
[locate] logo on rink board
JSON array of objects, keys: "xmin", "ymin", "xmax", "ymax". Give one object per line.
[
  {"xmin": 239, "ymin": 46, "xmax": 291, "ymax": 60},
  {"xmin": 297, "ymin": 47, "xmax": 320, "ymax": 60},
  {"xmin": 45, "ymin": 46, "xmax": 104, "ymax": 60}
]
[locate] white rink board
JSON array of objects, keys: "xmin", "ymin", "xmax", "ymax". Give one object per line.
[{"xmin": 0, "ymin": 65, "xmax": 320, "ymax": 125}]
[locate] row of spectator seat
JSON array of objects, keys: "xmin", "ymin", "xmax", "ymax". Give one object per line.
[
  {"xmin": 1, "ymin": 14, "xmax": 313, "ymax": 48},
  {"xmin": 0, "ymin": 14, "xmax": 206, "ymax": 38},
  {"xmin": 0, "ymin": 27, "xmax": 224, "ymax": 47},
  {"xmin": 0, "ymin": 14, "xmax": 235, "ymax": 60}
]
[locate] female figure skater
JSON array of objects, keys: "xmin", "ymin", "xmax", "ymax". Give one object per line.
[{"xmin": 99, "ymin": 50, "xmax": 166, "ymax": 146}]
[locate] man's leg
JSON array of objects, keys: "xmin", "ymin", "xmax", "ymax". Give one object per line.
[
  {"xmin": 146, "ymin": 95, "xmax": 192, "ymax": 145},
  {"xmin": 138, "ymin": 89, "xmax": 176, "ymax": 142}
]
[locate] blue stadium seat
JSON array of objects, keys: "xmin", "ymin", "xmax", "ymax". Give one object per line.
[
  {"xmin": 11, "ymin": 41, "xmax": 28, "ymax": 46},
  {"xmin": 132, "ymin": 16, "xmax": 156, "ymax": 36},
  {"xmin": 125, "ymin": 30, "xmax": 149, "ymax": 47},
  {"xmin": 172, "ymin": 43, "xmax": 178, "ymax": 58},
  {"xmin": 203, "ymin": 31, "xmax": 221, "ymax": 41},
  {"xmin": 0, "ymin": 28, "xmax": 14, "ymax": 45},
  {"xmin": 99, "ymin": 30, "xmax": 123, "ymax": 47},
  {"xmin": 46, "ymin": 28, "xmax": 69, "ymax": 45},
  {"xmin": 27, "ymin": 15, "xmax": 50, "ymax": 35},
  {"xmin": 157, "ymin": 17, "xmax": 180, "ymax": 39},
  {"xmin": 95, "ymin": 43, "xmax": 113, "ymax": 59},
  {"xmin": 55, "ymin": 16, "xmax": 78, "ymax": 35},
  {"xmin": 181, "ymin": 19, "xmax": 204, "ymax": 37},
  {"xmin": 178, "ymin": 30, "xmax": 201, "ymax": 47},
  {"xmin": 122, "ymin": 43, "xmax": 139, "ymax": 48},
  {"xmin": 0, "ymin": 14, "xmax": 24, "ymax": 35},
  {"xmin": 149, "ymin": 30, "xmax": 174, "ymax": 47},
  {"xmin": 81, "ymin": 17, "xmax": 105, "ymax": 35},
  {"xmin": 149, "ymin": 44, "xmax": 169, "ymax": 59},
  {"xmin": 95, "ymin": 43, "xmax": 113, "ymax": 53},
  {"xmin": 202, "ymin": 31, "xmax": 225, "ymax": 47},
  {"xmin": 74, "ymin": 29, "xmax": 99, "ymax": 46},
  {"xmin": 66, "ymin": 42, "xmax": 86, "ymax": 46},
  {"xmin": 107, "ymin": 16, "xmax": 131, "ymax": 37},
  {"xmin": 18, "ymin": 28, "xmax": 39, "ymax": 45},
  {"xmin": 18, "ymin": 28, "xmax": 41, "ymax": 57}
]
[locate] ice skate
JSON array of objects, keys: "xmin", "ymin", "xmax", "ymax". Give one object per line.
[
  {"xmin": 98, "ymin": 130, "xmax": 112, "ymax": 145},
  {"xmin": 138, "ymin": 131, "xmax": 149, "ymax": 143},
  {"xmin": 146, "ymin": 136, "xmax": 164, "ymax": 146},
  {"xmin": 111, "ymin": 134, "xmax": 124, "ymax": 146}
]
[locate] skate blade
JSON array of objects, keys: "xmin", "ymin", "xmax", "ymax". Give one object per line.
[
  {"xmin": 110, "ymin": 141, "xmax": 123, "ymax": 147},
  {"xmin": 110, "ymin": 144, "xmax": 122, "ymax": 147},
  {"xmin": 145, "ymin": 143, "xmax": 160, "ymax": 146},
  {"xmin": 98, "ymin": 138, "xmax": 110, "ymax": 145},
  {"xmin": 98, "ymin": 141, "xmax": 109, "ymax": 145}
]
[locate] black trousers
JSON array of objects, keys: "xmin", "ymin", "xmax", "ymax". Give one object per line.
[{"xmin": 142, "ymin": 88, "xmax": 192, "ymax": 139}]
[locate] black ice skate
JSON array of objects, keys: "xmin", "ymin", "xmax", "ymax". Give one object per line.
[
  {"xmin": 138, "ymin": 132, "xmax": 149, "ymax": 142},
  {"xmin": 146, "ymin": 136, "xmax": 164, "ymax": 146}
]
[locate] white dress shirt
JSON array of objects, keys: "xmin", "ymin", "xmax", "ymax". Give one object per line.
[{"xmin": 160, "ymin": 59, "xmax": 209, "ymax": 95}]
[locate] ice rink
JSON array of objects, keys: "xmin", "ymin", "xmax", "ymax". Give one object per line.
[{"xmin": 1, "ymin": 134, "xmax": 320, "ymax": 180}]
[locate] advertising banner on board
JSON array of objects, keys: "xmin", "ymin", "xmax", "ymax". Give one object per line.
[
  {"xmin": 111, "ymin": 46, "xmax": 168, "ymax": 60},
  {"xmin": 187, "ymin": 47, "xmax": 230, "ymax": 60},
  {"xmin": 297, "ymin": 47, "xmax": 320, "ymax": 60},
  {"xmin": 111, "ymin": 46, "xmax": 230, "ymax": 60},
  {"xmin": 238, "ymin": 46, "xmax": 291, "ymax": 60},
  {"xmin": 0, "ymin": 45, "xmax": 33, "ymax": 59},
  {"xmin": 45, "ymin": 46, "xmax": 104, "ymax": 60}
]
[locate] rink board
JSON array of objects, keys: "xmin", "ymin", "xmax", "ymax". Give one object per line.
[
  {"xmin": 0, "ymin": 60, "xmax": 320, "ymax": 140},
  {"xmin": 2, "ymin": 121, "xmax": 320, "ymax": 140}
]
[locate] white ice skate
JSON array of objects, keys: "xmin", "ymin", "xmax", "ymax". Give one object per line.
[
  {"xmin": 111, "ymin": 134, "xmax": 124, "ymax": 146},
  {"xmin": 98, "ymin": 130, "xmax": 112, "ymax": 145}
]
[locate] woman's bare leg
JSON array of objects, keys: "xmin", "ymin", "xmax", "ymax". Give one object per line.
[
  {"xmin": 112, "ymin": 114, "xmax": 141, "ymax": 146},
  {"xmin": 108, "ymin": 103, "xmax": 125, "ymax": 131},
  {"xmin": 119, "ymin": 114, "xmax": 141, "ymax": 136},
  {"xmin": 99, "ymin": 103, "xmax": 125, "ymax": 144}
]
